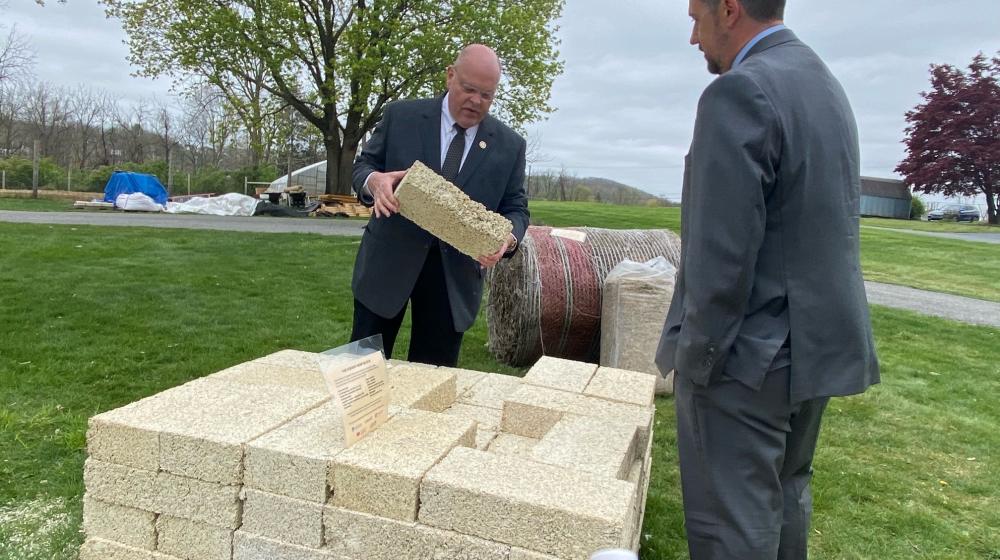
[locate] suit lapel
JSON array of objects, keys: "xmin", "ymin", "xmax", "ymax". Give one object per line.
[
  {"xmin": 420, "ymin": 99, "xmax": 442, "ymax": 173},
  {"xmin": 455, "ymin": 117, "xmax": 494, "ymax": 186}
]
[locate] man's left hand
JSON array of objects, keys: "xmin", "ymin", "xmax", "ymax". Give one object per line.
[{"xmin": 477, "ymin": 234, "xmax": 516, "ymax": 269}]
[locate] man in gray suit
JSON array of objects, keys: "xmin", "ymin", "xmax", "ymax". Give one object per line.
[
  {"xmin": 351, "ymin": 44, "xmax": 528, "ymax": 367},
  {"xmin": 656, "ymin": 1, "xmax": 880, "ymax": 557}
]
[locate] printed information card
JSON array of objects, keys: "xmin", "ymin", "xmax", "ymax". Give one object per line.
[{"xmin": 319, "ymin": 347, "xmax": 389, "ymax": 447}]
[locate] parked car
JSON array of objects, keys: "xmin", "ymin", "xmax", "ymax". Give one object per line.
[{"xmin": 927, "ymin": 204, "xmax": 980, "ymax": 222}]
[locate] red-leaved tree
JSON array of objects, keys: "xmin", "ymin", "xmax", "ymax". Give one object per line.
[{"xmin": 897, "ymin": 52, "xmax": 1000, "ymax": 224}]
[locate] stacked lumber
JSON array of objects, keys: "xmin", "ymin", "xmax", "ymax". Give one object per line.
[
  {"xmin": 73, "ymin": 201, "xmax": 115, "ymax": 210},
  {"xmin": 314, "ymin": 194, "xmax": 371, "ymax": 218},
  {"xmin": 79, "ymin": 351, "xmax": 655, "ymax": 560}
]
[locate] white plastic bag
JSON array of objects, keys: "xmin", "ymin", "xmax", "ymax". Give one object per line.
[{"xmin": 601, "ymin": 257, "xmax": 678, "ymax": 395}]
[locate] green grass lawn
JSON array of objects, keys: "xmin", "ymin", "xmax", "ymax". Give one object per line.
[
  {"xmin": 0, "ymin": 196, "xmax": 76, "ymax": 211},
  {"xmin": 862, "ymin": 216, "xmax": 999, "ymax": 233},
  {"xmin": 1, "ymin": 222, "xmax": 998, "ymax": 559}
]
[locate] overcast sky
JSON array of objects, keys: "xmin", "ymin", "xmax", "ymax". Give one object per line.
[{"xmin": 4, "ymin": 0, "xmax": 1000, "ymax": 203}]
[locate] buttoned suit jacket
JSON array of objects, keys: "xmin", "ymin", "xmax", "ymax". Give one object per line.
[
  {"xmin": 655, "ymin": 29, "xmax": 880, "ymax": 402},
  {"xmin": 352, "ymin": 97, "xmax": 529, "ymax": 332}
]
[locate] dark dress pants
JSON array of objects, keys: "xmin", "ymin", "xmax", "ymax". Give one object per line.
[
  {"xmin": 674, "ymin": 366, "xmax": 829, "ymax": 560},
  {"xmin": 350, "ymin": 243, "xmax": 464, "ymax": 366}
]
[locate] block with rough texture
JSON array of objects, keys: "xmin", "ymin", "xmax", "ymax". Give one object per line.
[
  {"xmin": 79, "ymin": 538, "xmax": 179, "ymax": 560},
  {"xmin": 584, "ymin": 366, "xmax": 656, "ymax": 407},
  {"xmin": 244, "ymin": 401, "xmax": 345, "ymax": 503},
  {"xmin": 523, "ymin": 356, "xmax": 598, "ymax": 394},
  {"xmin": 324, "ymin": 506, "xmax": 510, "ymax": 559},
  {"xmin": 254, "ymin": 349, "xmax": 325, "ymax": 372},
  {"xmin": 487, "ymin": 433, "xmax": 539, "ymax": 458},
  {"xmin": 443, "ymin": 402, "xmax": 502, "ymax": 430},
  {"xmin": 208, "ymin": 360, "xmax": 326, "ymax": 392},
  {"xmin": 89, "ymin": 376, "xmax": 327, "ymax": 484},
  {"xmin": 437, "ymin": 366, "xmax": 486, "ymax": 398},
  {"xmin": 241, "ymin": 488, "xmax": 324, "ymax": 549},
  {"xmin": 156, "ymin": 516, "xmax": 233, "ymax": 560},
  {"xmin": 389, "ymin": 365, "xmax": 456, "ymax": 412},
  {"xmin": 420, "ymin": 447, "xmax": 636, "ymax": 558},
  {"xmin": 330, "ymin": 409, "xmax": 476, "ymax": 521},
  {"xmin": 82, "ymin": 495, "xmax": 156, "ymax": 550},
  {"xmin": 475, "ymin": 428, "xmax": 498, "ymax": 450},
  {"xmin": 458, "ymin": 373, "xmax": 522, "ymax": 409},
  {"xmin": 530, "ymin": 415, "xmax": 638, "ymax": 480},
  {"xmin": 233, "ymin": 532, "xmax": 337, "ymax": 560},
  {"xmin": 511, "ymin": 549, "xmax": 561, "ymax": 560},
  {"xmin": 501, "ymin": 385, "xmax": 652, "ymax": 447},
  {"xmin": 396, "ymin": 160, "xmax": 513, "ymax": 258},
  {"xmin": 84, "ymin": 459, "xmax": 242, "ymax": 528}
]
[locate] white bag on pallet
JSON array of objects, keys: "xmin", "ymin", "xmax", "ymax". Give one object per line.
[{"xmin": 600, "ymin": 257, "xmax": 677, "ymax": 395}]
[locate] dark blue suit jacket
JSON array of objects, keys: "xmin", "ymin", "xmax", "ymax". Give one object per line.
[{"xmin": 351, "ymin": 97, "xmax": 529, "ymax": 332}]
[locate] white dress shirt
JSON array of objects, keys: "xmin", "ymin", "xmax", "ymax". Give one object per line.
[{"xmin": 439, "ymin": 92, "xmax": 479, "ymax": 171}]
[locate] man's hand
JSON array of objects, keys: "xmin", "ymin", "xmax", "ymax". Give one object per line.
[
  {"xmin": 477, "ymin": 233, "xmax": 517, "ymax": 269},
  {"xmin": 368, "ymin": 170, "xmax": 406, "ymax": 218}
]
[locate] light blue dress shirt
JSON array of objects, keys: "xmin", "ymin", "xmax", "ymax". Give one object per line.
[{"xmin": 731, "ymin": 24, "xmax": 787, "ymax": 69}]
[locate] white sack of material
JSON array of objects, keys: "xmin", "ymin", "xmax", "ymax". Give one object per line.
[
  {"xmin": 114, "ymin": 193, "xmax": 163, "ymax": 212},
  {"xmin": 600, "ymin": 257, "xmax": 677, "ymax": 395}
]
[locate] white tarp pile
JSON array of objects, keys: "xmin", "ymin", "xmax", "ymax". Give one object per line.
[{"xmin": 165, "ymin": 193, "xmax": 260, "ymax": 217}]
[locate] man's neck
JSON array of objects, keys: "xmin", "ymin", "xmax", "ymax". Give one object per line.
[{"xmin": 724, "ymin": 20, "xmax": 783, "ymax": 72}]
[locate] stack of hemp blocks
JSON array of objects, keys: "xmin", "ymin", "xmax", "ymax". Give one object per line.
[
  {"xmin": 80, "ymin": 352, "xmax": 656, "ymax": 560},
  {"xmin": 395, "ymin": 160, "xmax": 513, "ymax": 258}
]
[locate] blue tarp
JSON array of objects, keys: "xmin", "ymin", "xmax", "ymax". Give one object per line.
[{"xmin": 103, "ymin": 171, "xmax": 168, "ymax": 206}]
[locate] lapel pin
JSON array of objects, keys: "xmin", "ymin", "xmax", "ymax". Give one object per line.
[{"xmin": 479, "ymin": 141, "xmax": 487, "ymax": 149}]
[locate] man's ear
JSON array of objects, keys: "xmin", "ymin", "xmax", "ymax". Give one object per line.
[{"xmin": 721, "ymin": 0, "xmax": 742, "ymax": 27}]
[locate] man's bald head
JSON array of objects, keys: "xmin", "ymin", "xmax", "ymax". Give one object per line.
[{"xmin": 446, "ymin": 44, "xmax": 502, "ymax": 128}]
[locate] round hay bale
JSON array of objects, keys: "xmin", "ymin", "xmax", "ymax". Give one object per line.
[{"xmin": 486, "ymin": 226, "xmax": 681, "ymax": 367}]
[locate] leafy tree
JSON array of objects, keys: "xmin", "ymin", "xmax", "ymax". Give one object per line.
[
  {"xmin": 897, "ymin": 52, "xmax": 1000, "ymax": 224},
  {"xmin": 104, "ymin": 0, "xmax": 564, "ymax": 195},
  {"xmin": 909, "ymin": 194, "xmax": 925, "ymax": 220}
]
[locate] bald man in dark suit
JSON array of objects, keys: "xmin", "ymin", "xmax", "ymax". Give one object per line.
[{"xmin": 351, "ymin": 44, "xmax": 528, "ymax": 367}]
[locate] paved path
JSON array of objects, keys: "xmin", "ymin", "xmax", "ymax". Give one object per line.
[
  {"xmin": 862, "ymin": 225, "xmax": 1000, "ymax": 244},
  {"xmin": 0, "ymin": 210, "xmax": 365, "ymax": 237},
  {"xmin": 865, "ymin": 281, "xmax": 1000, "ymax": 328},
  {"xmin": 3, "ymin": 210, "xmax": 997, "ymax": 328}
]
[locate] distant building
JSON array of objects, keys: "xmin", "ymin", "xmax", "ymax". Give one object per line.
[
  {"xmin": 860, "ymin": 176, "xmax": 911, "ymax": 219},
  {"xmin": 267, "ymin": 160, "xmax": 328, "ymax": 196}
]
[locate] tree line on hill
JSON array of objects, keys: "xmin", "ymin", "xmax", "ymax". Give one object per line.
[{"xmin": 526, "ymin": 170, "xmax": 674, "ymax": 206}]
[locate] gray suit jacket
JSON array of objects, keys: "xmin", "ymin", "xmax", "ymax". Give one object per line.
[
  {"xmin": 655, "ymin": 29, "xmax": 879, "ymax": 402},
  {"xmin": 351, "ymin": 97, "xmax": 529, "ymax": 332}
]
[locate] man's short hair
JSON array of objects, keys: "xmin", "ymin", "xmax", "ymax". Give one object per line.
[{"xmin": 702, "ymin": 0, "xmax": 785, "ymax": 21}]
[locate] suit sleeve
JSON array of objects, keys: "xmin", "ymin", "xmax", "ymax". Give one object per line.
[
  {"xmin": 352, "ymin": 104, "xmax": 394, "ymax": 207},
  {"xmin": 673, "ymin": 72, "xmax": 781, "ymax": 385},
  {"xmin": 497, "ymin": 136, "xmax": 529, "ymax": 256}
]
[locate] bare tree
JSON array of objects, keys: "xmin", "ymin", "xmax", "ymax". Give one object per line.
[
  {"xmin": 180, "ymin": 82, "xmax": 233, "ymax": 170},
  {"xmin": 117, "ymin": 99, "xmax": 149, "ymax": 163},
  {"xmin": 69, "ymin": 86, "xmax": 108, "ymax": 169},
  {"xmin": 22, "ymin": 81, "xmax": 71, "ymax": 158},
  {"xmin": 0, "ymin": 24, "xmax": 34, "ymax": 85}
]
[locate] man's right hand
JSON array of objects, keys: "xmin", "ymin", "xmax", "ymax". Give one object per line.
[{"xmin": 368, "ymin": 170, "xmax": 406, "ymax": 218}]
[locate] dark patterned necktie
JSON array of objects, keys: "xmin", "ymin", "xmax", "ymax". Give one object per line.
[{"xmin": 441, "ymin": 123, "xmax": 466, "ymax": 181}]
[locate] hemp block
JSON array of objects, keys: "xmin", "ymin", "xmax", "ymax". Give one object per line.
[
  {"xmin": 458, "ymin": 373, "xmax": 523, "ymax": 409},
  {"xmin": 389, "ymin": 365, "xmax": 457, "ymax": 412},
  {"xmin": 323, "ymin": 506, "xmax": 510, "ymax": 559},
  {"xmin": 501, "ymin": 385, "xmax": 653, "ymax": 447},
  {"xmin": 83, "ymin": 459, "xmax": 242, "ymax": 528},
  {"xmin": 82, "ymin": 495, "xmax": 156, "ymax": 550},
  {"xmin": 330, "ymin": 409, "xmax": 476, "ymax": 521},
  {"xmin": 487, "ymin": 433, "xmax": 539, "ymax": 458},
  {"xmin": 232, "ymin": 532, "xmax": 337, "ymax": 560},
  {"xmin": 396, "ymin": 160, "xmax": 513, "ymax": 259},
  {"xmin": 419, "ymin": 447, "xmax": 636, "ymax": 558},
  {"xmin": 437, "ymin": 366, "xmax": 487, "ymax": 398},
  {"xmin": 530, "ymin": 415, "xmax": 638, "ymax": 480},
  {"xmin": 475, "ymin": 428, "xmax": 498, "ymax": 450},
  {"xmin": 443, "ymin": 402, "xmax": 502, "ymax": 429},
  {"xmin": 241, "ymin": 488, "xmax": 325, "ymax": 549},
  {"xmin": 156, "ymin": 516, "xmax": 233, "ymax": 560},
  {"xmin": 523, "ymin": 356, "xmax": 598, "ymax": 394},
  {"xmin": 88, "ymin": 376, "xmax": 327, "ymax": 484},
  {"xmin": 511, "ymin": 549, "xmax": 561, "ymax": 560},
  {"xmin": 79, "ymin": 538, "xmax": 180, "ymax": 560},
  {"xmin": 244, "ymin": 401, "xmax": 346, "ymax": 503},
  {"xmin": 208, "ymin": 360, "xmax": 326, "ymax": 392},
  {"xmin": 584, "ymin": 366, "xmax": 656, "ymax": 408},
  {"xmin": 254, "ymin": 349, "xmax": 325, "ymax": 372}
]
